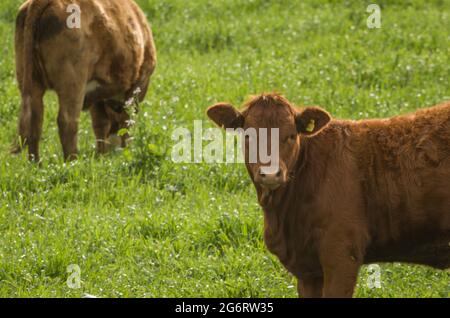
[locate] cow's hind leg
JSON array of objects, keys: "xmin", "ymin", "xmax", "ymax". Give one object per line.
[
  {"xmin": 56, "ymin": 84, "xmax": 86, "ymax": 161},
  {"xmin": 90, "ymin": 102, "xmax": 111, "ymax": 154},
  {"xmin": 14, "ymin": 88, "xmax": 45, "ymax": 162}
]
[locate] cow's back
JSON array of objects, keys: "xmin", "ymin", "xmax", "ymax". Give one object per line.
[
  {"xmin": 350, "ymin": 102, "xmax": 450, "ymax": 268},
  {"xmin": 23, "ymin": 0, "xmax": 156, "ymax": 103}
]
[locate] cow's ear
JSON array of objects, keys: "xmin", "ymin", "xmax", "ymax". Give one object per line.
[
  {"xmin": 207, "ymin": 103, "xmax": 244, "ymax": 129},
  {"xmin": 295, "ymin": 107, "xmax": 331, "ymax": 136}
]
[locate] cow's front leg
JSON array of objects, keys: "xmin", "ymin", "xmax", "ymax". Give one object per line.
[
  {"xmin": 321, "ymin": 262, "xmax": 360, "ymax": 298},
  {"xmin": 56, "ymin": 87, "xmax": 85, "ymax": 161},
  {"xmin": 319, "ymin": 238, "xmax": 362, "ymax": 298},
  {"xmin": 297, "ymin": 274, "xmax": 323, "ymax": 298},
  {"xmin": 90, "ymin": 102, "xmax": 111, "ymax": 154}
]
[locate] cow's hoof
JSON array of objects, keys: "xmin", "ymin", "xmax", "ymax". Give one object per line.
[{"xmin": 10, "ymin": 144, "xmax": 23, "ymax": 155}]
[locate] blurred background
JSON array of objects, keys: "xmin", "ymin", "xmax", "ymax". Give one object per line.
[{"xmin": 0, "ymin": 0, "xmax": 448, "ymax": 297}]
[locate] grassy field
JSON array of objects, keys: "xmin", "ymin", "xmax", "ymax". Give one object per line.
[{"xmin": 0, "ymin": 0, "xmax": 449, "ymax": 297}]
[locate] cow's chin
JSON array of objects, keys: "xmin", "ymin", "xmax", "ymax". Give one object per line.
[{"xmin": 263, "ymin": 184, "xmax": 281, "ymax": 191}]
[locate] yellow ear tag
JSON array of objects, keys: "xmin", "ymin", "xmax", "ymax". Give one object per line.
[{"xmin": 306, "ymin": 119, "xmax": 315, "ymax": 133}]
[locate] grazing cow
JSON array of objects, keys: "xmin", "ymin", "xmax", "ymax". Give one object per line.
[
  {"xmin": 207, "ymin": 93, "xmax": 450, "ymax": 298},
  {"xmin": 13, "ymin": 0, "xmax": 157, "ymax": 161}
]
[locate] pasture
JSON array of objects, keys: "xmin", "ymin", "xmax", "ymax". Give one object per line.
[{"xmin": 0, "ymin": 0, "xmax": 449, "ymax": 297}]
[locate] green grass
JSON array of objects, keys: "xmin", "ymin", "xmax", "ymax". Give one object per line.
[{"xmin": 0, "ymin": 0, "xmax": 449, "ymax": 297}]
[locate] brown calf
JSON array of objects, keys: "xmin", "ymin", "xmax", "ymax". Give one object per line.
[
  {"xmin": 13, "ymin": 0, "xmax": 156, "ymax": 161},
  {"xmin": 207, "ymin": 93, "xmax": 450, "ymax": 298}
]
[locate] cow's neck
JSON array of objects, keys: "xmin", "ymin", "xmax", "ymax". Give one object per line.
[{"xmin": 257, "ymin": 137, "xmax": 319, "ymax": 267}]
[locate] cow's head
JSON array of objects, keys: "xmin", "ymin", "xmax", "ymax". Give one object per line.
[
  {"xmin": 207, "ymin": 93, "xmax": 331, "ymax": 191},
  {"xmin": 104, "ymin": 101, "xmax": 132, "ymax": 148}
]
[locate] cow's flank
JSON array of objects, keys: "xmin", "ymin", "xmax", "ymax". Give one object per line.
[
  {"xmin": 13, "ymin": 0, "xmax": 157, "ymax": 161},
  {"xmin": 207, "ymin": 93, "xmax": 450, "ymax": 298}
]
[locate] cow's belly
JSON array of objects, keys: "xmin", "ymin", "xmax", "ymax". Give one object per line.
[
  {"xmin": 82, "ymin": 80, "xmax": 126, "ymax": 109},
  {"xmin": 364, "ymin": 230, "xmax": 450, "ymax": 269}
]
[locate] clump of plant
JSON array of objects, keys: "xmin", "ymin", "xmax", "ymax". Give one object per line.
[{"xmin": 117, "ymin": 88, "xmax": 166, "ymax": 174}]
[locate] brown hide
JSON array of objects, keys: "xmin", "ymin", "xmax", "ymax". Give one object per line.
[
  {"xmin": 14, "ymin": 0, "xmax": 156, "ymax": 160},
  {"xmin": 207, "ymin": 94, "xmax": 450, "ymax": 298}
]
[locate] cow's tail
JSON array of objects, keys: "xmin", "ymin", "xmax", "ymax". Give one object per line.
[{"xmin": 21, "ymin": 0, "xmax": 51, "ymax": 98}]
